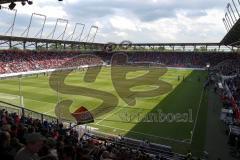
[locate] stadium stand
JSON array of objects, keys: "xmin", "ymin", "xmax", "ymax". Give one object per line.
[
  {"xmin": 0, "ymin": 50, "xmax": 240, "ymax": 74},
  {"xmin": 0, "ymin": 50, "xmax": 240, "ymax": 159},
  {"xmin": 0, "ymin": 0, "xmax": 239, "ymax": 159},
  {"xmin": 0, "ymin": 103, "xmax": 188, "ymax": 160},
  {"xmin": 0, "ymin": 50, "xmax": 103, "ymax": 74},
  {"xmin": 209, "ymin": 59, "xmax": 240, "ymax": 158}
]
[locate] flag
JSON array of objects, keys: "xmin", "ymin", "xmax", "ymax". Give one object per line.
[{"xmin": 71, "ymin": 106, "xmax": 94, "ymax": 125}]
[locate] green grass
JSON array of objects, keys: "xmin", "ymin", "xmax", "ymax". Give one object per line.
[{"xmin": 0, "ymin": 66, "xmax": 208, "ymax": 156}]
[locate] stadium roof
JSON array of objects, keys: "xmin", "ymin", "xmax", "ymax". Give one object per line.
[
  {"xmin": 0, "ymin": 0, "xmax": 31, "ymax": 5},
  {"xmin": 221, "ymin": 18, "xmax": 240, "ymax": 47},
  {"xmin": 221, "ymin": 0, "xmax": 240, "ymax": 47},
  {"xmin": 0, "ymin": 35, "xmax": 104, "ymax": 45}
]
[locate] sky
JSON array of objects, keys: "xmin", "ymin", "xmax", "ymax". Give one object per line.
[{"xmin": 0, "ymin": 0, "xmax": 232, "ymax": 43}]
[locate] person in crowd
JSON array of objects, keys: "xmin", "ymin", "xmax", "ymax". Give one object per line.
[
  {"xmin": 0, "ymin": 131, "xmax": 14, "ymax": 160},
  {"xmin": 15, "ymin": 132, "xmax": 45, "ymax": 160},
  {"xmin": 59, "ymin": 145, "xmax": 75, "ymax": 160},
  {"xmin": 1, "ymin": 50, "xmax": 240, "ymax": 74}
]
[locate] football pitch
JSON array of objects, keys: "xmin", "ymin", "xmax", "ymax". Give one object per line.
[{"xmin": 0, "ymin": 66, "xmax": 208, "ymax": 154}]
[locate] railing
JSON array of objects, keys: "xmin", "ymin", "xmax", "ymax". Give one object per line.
[{"xmin": 0, "ymin": 100, "xmax": 60, "ymax": 123}]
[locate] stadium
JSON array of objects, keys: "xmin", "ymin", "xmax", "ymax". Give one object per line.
[{"xmin": 0, "ymin": 0, "xmax": 240, "ymax": 160}]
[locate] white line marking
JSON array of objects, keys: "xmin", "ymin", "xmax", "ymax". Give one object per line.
[
  {"xmin": 19, "ymin": 98, "xmax": 55, "ymax": 115},
  {"xmin": 0, "ymin": 93, "xmax": 19, "ymax": 100},
  {"xmin": 190, "ymin": 89, "xmax": 205, "ymax": 144},
  {"xmin": 96, "ymin": 99, "xmax": 135, "ymax": 125},
  {"xmin": 43, "ymin": 109, "xmax": 55, "ymax": 115},
  {"xmin": 95, "ymin": 77, "xmax": 196, "ymax": 144},
  {"xmin": 94, "ymin": 123, "xmax": 190, "ymax": 144},
  {"xmin": 95, "ymin": 75, "xmax": 179, "ymax": 125}
]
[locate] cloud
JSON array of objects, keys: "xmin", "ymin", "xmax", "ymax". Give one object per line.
[
  {"xmin": 110, "ymin": 16, "xmax": 139, "ymax": 31},
  {"xmin": 0, "ymin": 0, "xmax": 229, "ymax": 43},
  {"xmin": 62, "ymin": 0, "xmax": 227, "ymax": 22},
  {"xmin": 181, "ymin": 10, "xmax": 208, "ymax": 18}
]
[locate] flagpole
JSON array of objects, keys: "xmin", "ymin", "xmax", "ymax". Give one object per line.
[
  {"xmin": 19, "ymin": 77, "xmax": 23, "ymax": 107},
  {"xmin": 57, "ymin": 81, "xmax": 60, "ymax": 104}
]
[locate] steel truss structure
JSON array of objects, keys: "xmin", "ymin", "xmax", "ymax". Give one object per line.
[
  {"xmin": 0, "ymin": 0, "xmax": 28, "ymax": 4},
  {"xmin": 0, "ymin": 7, "xmax": 100, "ymax": 50},
  {"xmin": 0, "ymin": 35, "xmax": 104, "ymax": 50},
  {"xmin": 0, "ymin": 1, "xmax": 239, "ymax": 51},
  {"xmin": 222, "ymin": 0, "xmax": 240, "ymax": 47},
  {"xmin": 0, "ymin": 35, "xmax": 235, "ymax": 52}
]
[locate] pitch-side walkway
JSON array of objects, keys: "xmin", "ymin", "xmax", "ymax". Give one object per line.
[{"xmin": 204, "ymin": 87, "xmax": 237, "ymax": 160}]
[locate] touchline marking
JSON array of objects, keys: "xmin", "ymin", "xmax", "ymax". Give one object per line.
[
  {"xmin": 43, "ymin": 108, "xmax": 55, "ymax": 115},
  {"xmin": 94, "ymin": 123, "xmax": 190, "ymax": 144},
  {"xmin": 96, "ymin": 99, "xmax": 136, "ymax": 125},
  {"xmin": 20, "ymin": 98, "xmax": 55, "ymax": 114},
  {"xmin": 190, "ymin": 89, "xmax": 205, "ymax": 144},
  {"xmin": 24, "ymin": 98, "xmax": 56, "ymax": 107},
  {"xmin": 0, "ymin": 93, "xmax": 19, "ymax": 100}
]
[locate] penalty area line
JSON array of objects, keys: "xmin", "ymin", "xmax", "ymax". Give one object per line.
[
  {"xmin": 96, "ymin": 99, "xmax": 136, "ymax": 125},
  {"xmin": 94, "ymin": 123, "xmax": 190, "ymax": 144}
]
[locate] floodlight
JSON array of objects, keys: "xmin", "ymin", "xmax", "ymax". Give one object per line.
[
  {"xmin": 9, "ymin": 2, "xmax": 16, "ymax": 10},
  {"xmin": 22, "ymin": 1, "xmax": 26, "ymax": 6},
  {"xmin": 27, "ymin": 0, "xmax": 33, "ymax": 5}
]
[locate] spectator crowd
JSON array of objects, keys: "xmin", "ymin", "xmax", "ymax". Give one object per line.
[
  {"xmin": 210, "ymin": 59, "xmax": 240, "ymax": 158},
  {"xmin": 1, "ymin": 50, "xmax": 240, "ymax": 160},
  {"xmin": 0, "ymin": 108, "xmax": 187, "ymax": 160},
  {"xmin": 0, "ymin": 50, "xmax": 103, "ymax": 74},
  {"xmin": 0, "ymin": 50, "xmax": 240, "ymax": 74}
]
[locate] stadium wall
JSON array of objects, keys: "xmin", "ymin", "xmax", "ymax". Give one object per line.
[{"xmin": 0, "ymin": 64, "xmax": 105, "ymax": 79}]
